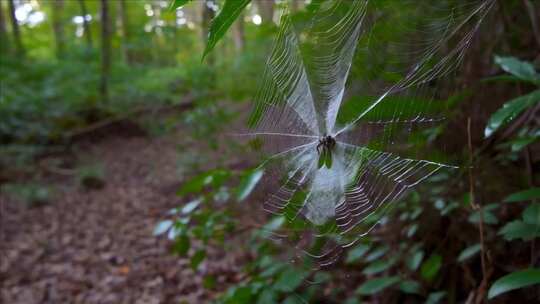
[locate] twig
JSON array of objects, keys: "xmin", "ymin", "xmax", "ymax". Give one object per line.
[{"xmin": 468, "ymin": 118, "xmax": 488, "ymax": 304}]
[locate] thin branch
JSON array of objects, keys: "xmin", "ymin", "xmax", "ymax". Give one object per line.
[{"xmin": 468, "ymin": 117, "xmax": 488, "ymax": 304}]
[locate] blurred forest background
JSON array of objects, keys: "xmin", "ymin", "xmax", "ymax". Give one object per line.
[{"xmin": 0, "ymin": 0, "xmax": 539, "ymax": 303}]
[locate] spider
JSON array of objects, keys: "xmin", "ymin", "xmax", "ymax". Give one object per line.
[{"xmin": 316, "ymin": 134, "xmax": 336, "ymax": 154}]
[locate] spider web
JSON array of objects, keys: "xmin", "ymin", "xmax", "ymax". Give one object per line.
[{"xmin": 244, "ymin": 0, "xmax": 495, "ymax": 268}]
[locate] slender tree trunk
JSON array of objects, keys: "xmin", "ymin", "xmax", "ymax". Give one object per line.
[
  {"xmin": 118, "ymin": 0, "xmax": 131, "ymax": 64},
  {"xmin": 100, "ymin": 0, "xmax": 111, "ymax": 102},
  {"xmin": 233, "ymin": 12, "xmax": 245, "ymax": 52},
  {"xmin": 0, "ymin": 1, "xmax": 9, "ymax": 54},
  {"xmin": 257, "ymin": 0, "xmax": 274, "ymax": 23},
  {"xmin": 7, "ymin": 0, "xmax": 23, "ymax": 56},
  {"xmin": 291, "ymin": 0, "xmax": 300, "ymax": 12},
  {"xmin": 52, "ymin": 0, "xmax": 65, "ymax": 59},
  {"xmin": 78, "ymin": 0, "xmax": 93, "ymax": 49}
]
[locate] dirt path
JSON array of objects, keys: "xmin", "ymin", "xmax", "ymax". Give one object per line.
[{"xmin": 1, "ymin": 133, "xmax": 238, "ymax": 303}]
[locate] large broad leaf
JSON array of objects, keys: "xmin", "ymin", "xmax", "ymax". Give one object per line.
[
  {"xmin": 484, "ymin": 90, "xmax": 540, "ymax": 138},
  {"xmin": 498, "ymin": 220, "xmax": 539, "ymax": 241},
  {"xmin": 356, "ymin": 276, "xmax": 401, "ymax": 295},
  {"xmin": 504, "ymin": 188, "xmax": 540, "ymax": 203},
  {"xmin": 499, "ymin": 203, "xmax": 540, "ymax": 241},
  {"xmin": 236, "ymin": 168, "xmax": 264, "ymax": 201},
  {"xmin": 203, "ymin": 0, "xmax": 251, "ymax": 59},
  {"xmin": 169, "ymin": 0, "xmax": 192, "ymax": 11},
  {"xmin": 494, "ymin": 56, "xmax": 540, "ymax": 84},
  {"xmin": 488, "ymin": 269, "xmax": 540, "ymax": 299}
]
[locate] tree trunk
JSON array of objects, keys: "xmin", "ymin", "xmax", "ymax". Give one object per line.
[
  {"xmin": 291, "ymin": 0, "xmax": 300, "ymax": 12},
  {"xmin": 52, "ymin": 0, "xmax": 65, "ymax": 59},
  {"xmin": 7, "ymin": 0, "xmax": 23, "ymax": 56},
  {"xmin": 78, "ymin": 0, "xmax": 92, "ymax": 49},
  {"xmin": 100, "ymin": 0, "xmax": 111, "ymax": 102},
  {"xmin": 233, "ymin": 13, "xmax": 245, "ymax": 52},
  {"xmin": 257, "ymin": 0, "xmax": 274, "ymax": 23},
  {"xmin": 0, "ymin": 1, "xmax": 9, "ymax": 54},
  {"xmin": 118, "ymin": 0, "xmax": 131, "ymax": 64}
]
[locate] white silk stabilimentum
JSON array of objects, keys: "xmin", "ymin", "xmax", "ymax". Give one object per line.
[{"xmin": 246, "ymin": 0, "xmax": 495, "ymax": 266}]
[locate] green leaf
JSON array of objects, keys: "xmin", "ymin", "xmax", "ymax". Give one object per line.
[
  {"xmin": 509, "ymin": 134, "xmax": 539, "ymax": 152},
  {"xmin": 484, "ymin": 90, "xmax": 540, "ymax": 138},
  {"xmin": 346, "ymin": 243, "xmax": 371, "ymax": 264},
  {"xmin": 169, "ymin": 0, "xmax": 193, "ymax": 11},
  {"xmin": 236, "ymin": 168, "xmax": 264, "ymax": 201},
  {"xmin": 399, "ymin": 280, "xmax": 421, "ymax": 294},
  {"xmin": 228, "ymin": 286, "xmax": 253, "ymax": 303},
  {"xmin": 468, "ymin": 204, "xmax": 499, "ymax": 225},
  {"xmin": 407, "ymin": 250, "xmax": 424, "ymax": 271},
  {"xmin": 425, "ymin": 291, "xmax": 446, "ymax": 304},
  {"xmin": 153, "ymin": 220, "xmax": 173, "ymax": 236},
  {"xmin": 173, "ymin": 234, "xmax": 190, "ymax": 256},
  {"xmin": 488, "ymin": 269, "xmax": 540, "ymax": 299},
  {"xmin": 523, "ymin": 203, "xmax": 540, "ymax": 226},
  {"xmin": 167, "ymin": 223, "xmax": 185, "ymax": 240},
  {"xmin": 177, "ymin": 169, "xmax": 230, "ymax": 196},
  {"xmin": 273, "ymin": 268, "xmax": 306, "ymax": 292},
  {"xmin": 421, "ymin": 254, "xmax": 442, "ymax": 281},
  {"xmin": 362, "ymin": 258, "xmax": 397, "ymax": 275},
  {"xmin": 365, "ymin": 246, "xmax": 389, "ymax": 262},
  {"xmin": 356, "ymin": 276, "xmax": 401, "ymax": 295},
  {"xmin": 504, "ymin": 188, "xmax": 540, "ymax": 203},
  {"xmin": 259, "ymin": 216, "xmax": 285, "ymax": 238},
  {"xmin": 190, "ymin": 249, "xmax": 206, "ymax": 270},
  {"xmin": 343, "ymin": 298, "xmax": 361, "ymax": 304},
  {"xmin": 498, "ymin": 220, "xmax": 539, "ymax": 241},
  {"xmin": 494, "ymin": 56, "xmax": 540, "ymax": 84},
  {"xmin": 203, "ymin": 275, "xmax": 216, "ymax": 289},
  {"xmin": 406, "ymin": 223, "xmax": 418, "ymax": 237},
  {"xmin": 457, "ymin": 244, "xmax": 481, "ymax": 262},
  {"xmin": 257, "ymin": 289, "xmax": 277, "ymax": 304},
  {"xmin": 202, "ymin": 0, "xmax": 251, "ymax": 60},
  {"xmin": 182, "ymin": 198, "xmax": 202, "ymax": 214}
]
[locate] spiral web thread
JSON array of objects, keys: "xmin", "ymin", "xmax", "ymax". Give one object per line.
[{"xmin": 245, "ymin": 0, "xmax": 495, "ymax": 267}]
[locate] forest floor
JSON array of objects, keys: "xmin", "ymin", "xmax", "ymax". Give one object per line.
[{"xmin": 0, "ymin": 124, "xmax": 244, "ymax": 304}]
